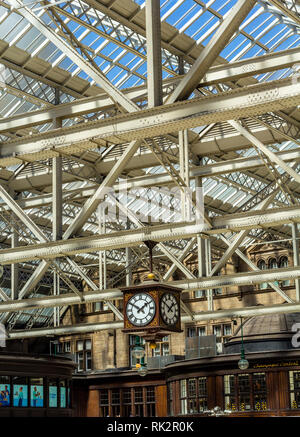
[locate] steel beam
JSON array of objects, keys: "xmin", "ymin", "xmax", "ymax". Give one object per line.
[
  {"xmin": 2, "ymin": 148, "xmax": 299, "ymax": 205},
  {"xmin": 0, "ymin": 266, "xmax": 298, "ymax": 314},
  {"xmin": 0, "ymin": 185, "xmax": 47, "ymax": 243},
  {"xmin": 201, "ymin": 46, "xmax": 300, "ymax": 86},
  {"xmin": 220, "ymin": 234, "xmax": 294, "ymax": 304},
  {"xmin": 266, "ymin": 0, "xmax": 300, "ymax": 26},
  {"xmin": 163, "ymin": 238, "xmax": 196, "ymax": 281},
  {"xmin": 1, "ymin": 78, "xmax": 299, "ymax": 163},
  {"xmin": 229, "ymin": 120, "xmax": 300, "ymax": 185},
  {"xmin": 0, "ymin": 206, "xmax": 299, "ymax": 264},
  {"xmin": 7, "ymin": 0, "xmax": 139, "ymax": 114},
  {"xmin": 8, "ymin": 297, "xmax": 300, "ymax": 339},
  {"xmin": 11, "ymin": 220, "xmax": 18, "ymax": 301},
  {"xmin": 63, "ymin": 139, "xmax": 142, "ymax": 239},
  {"xmin": 167, "ymin": 0, "xmax": 256, "ymax": 102},
  {"xmin": 146, "ymin": 0, "xmax": 162, "ymax": 108},
  {"xmin": 2, "ymin": 47, "xmax": 300, "ymax": 136},
  {"xmin": 66, "ymin": 257, "xmax": 123, "ymax": 320}
]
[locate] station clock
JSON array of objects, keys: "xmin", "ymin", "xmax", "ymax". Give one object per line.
[{"xmin": 121, "ymin": 280, "xmax": 182, "ymax": 337}]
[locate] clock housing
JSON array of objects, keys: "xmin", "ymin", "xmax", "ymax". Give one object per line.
[{"xmin": 121, "ymin": 281, "xmax": 182, "ymax": 335}]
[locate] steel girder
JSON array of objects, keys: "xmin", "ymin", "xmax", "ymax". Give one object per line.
[
  {"xmin": 0, "ymin": 266, "xmax": 298, "ymax": 314},
  {"xmin": 0, "ymin": 205, "xmax": 299, "ymax": 265},
  {"xmin": 0, "ymin": 78, "xmax": 299, "ymax": 166},
  {"xmin": 8, "ymin": 297, "xmax": 300, "ymax": 338},
  {"xmin": 1, "ymin": 46, "xmax": 300, "ymax": 137}
]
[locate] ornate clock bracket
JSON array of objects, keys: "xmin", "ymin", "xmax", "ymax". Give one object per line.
[{"xmin": 143, "ymin": 240, "xmax": 158, "ymax": 280}]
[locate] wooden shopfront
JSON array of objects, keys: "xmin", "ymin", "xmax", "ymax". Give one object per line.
[{"xmin": 165, "ymin": 350, "xmax": 300, "ymax": 417}]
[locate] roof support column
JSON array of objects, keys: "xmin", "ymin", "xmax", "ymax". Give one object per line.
[
  {"xmin": 195, "ymin": 174, "xmax": 213, "ymax": 310},
  {"xmin": 99, "ymin": 209, "xmax": 107, "ymax": 292},
  {"xmin": 11, "ymin": 224, "xmax": 18, "ymax": 301},
  {"xmin": 53, "ymin": 153, "xmax": 62, "ymax": 327},
  {"xmin": 125, "ymin": 221, "xmax": 132, "ymax": 287},
  {"xmin": 179, "ymin": 129, "xmax": 190, "ymax": 221},
  {"xmin": 146, "ymin": 0, "xmax": 162, "ymax": 108},
  {"xmin": 292, "ymin": 223, "xmax": 300, "ymax": 301},
  {"xmin": 196, "ymin": 174, "xmax": 206, "ymax": 299},
  {"xmin": 205, "ymin": 238, "xmax": 213, "ymax": 312}
]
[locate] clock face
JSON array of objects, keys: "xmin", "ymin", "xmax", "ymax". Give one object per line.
[
  {"xmin": 160, "ymin": 293, "xmax": 179, "ymax": 326},
  {"xmin": 126, "ymin": 293, "xmax": 156, "ymax": 326}
]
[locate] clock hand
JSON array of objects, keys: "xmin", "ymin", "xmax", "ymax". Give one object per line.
[
  {"xmin": 137, "ymin": 303, "xmax": 147, "ymax": 314},
  {"xmin": 131, "ymin": 303, "xmax": 143, "ymax": 311},
  {"xmin": 165, "ymin": 302, "xmax": 174, "ymax": 312}
]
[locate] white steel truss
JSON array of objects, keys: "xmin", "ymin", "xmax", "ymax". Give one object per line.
[{"xmin": 0, "ymin": 0, "xmax": 298, "ymax": 334}]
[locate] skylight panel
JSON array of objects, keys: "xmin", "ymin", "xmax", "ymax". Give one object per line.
[{"xmin": 212, "ymin": 0, "xmax": 237, "ymax": 15}]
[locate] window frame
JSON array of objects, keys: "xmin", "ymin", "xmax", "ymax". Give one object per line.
[
  {"xmin": 224, "ymin": 373, "xmax": 268, "ymax": 412},
  {"xmin": 75, "ymin": 338, "xmax": 92, "ymax": 372}
]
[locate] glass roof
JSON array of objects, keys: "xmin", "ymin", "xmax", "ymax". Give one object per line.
[{"xmin": 0, "ymin": 0, "xmax": 299, "ymax": 328}]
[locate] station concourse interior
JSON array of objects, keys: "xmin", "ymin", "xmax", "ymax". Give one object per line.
[{"xmin": 0, "ymin": 0, "xmax": 299, "ymax": 418}]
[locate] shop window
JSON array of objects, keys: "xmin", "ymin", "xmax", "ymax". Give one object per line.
[
  {"xmin": 30, "ymin": 377, "xmax": 44, "ymax": 408},
  {"xmin": 68, "ymin": 387, "xmax": 71, "ymax": 408},
  {"xmin": 76, "ymin": 339, "xmax": 92, "ymax": 372},
  {"xmin": 111, "ymin": 389, "xmax": 120, "ymax": 416},
  {"xmin": 238, "ymin": 374, "xmax": 251, "ymax": 411},
  {"xmin": 122, "ymin": 388, "xmax": 132, "ymax": 417},
  {"xmin": 146, "ymin": 387, "xmax": 156, "ymax": 417},
  {"xmin": 258, "ymin": 260, "xmax": 268, "ymax": 289},
  {"xmin": 198, "ymin": 377, "xmax": 208, "ymax": 412},
  {"xmin": 195, "ymin": 290, "xmax": 205, "ymax": 298},
  {"xmin": 224, "ymin": 373, "xmax": 268, "ymax": 411},
  {"xmin": 253, "ymin": 373, "xmax": 267, "ymax": 411},
  {"xmin": 99, "ymin": 389, "xmax": 109, "ymax": 417},
  {"xmin": 13, "ymin": 377, "xmax": 28, "ymax": 408},
  {"xmin": 179, "ymin": 377, "xmax": 208, "ymax": 414},
  {"xmin": 187, "ymin": 378, "xmax": 197, "ymax": 414},
  {"xmin": 135, "ymin": 387, "xmax": 144, "ymax": 417},
  {"xmin": 100, "ymin": 387, "xmax": 156, "ymax": 417},
  {"xmin": 0, "ymin": 376, "xmax": 10, "ymax": 407},
  {"xmin": 180, "ymin": 380, "xmax": 187, "ymax": 415},
  {"xmin": 49, "ymin": 379, "xmax": 58, "ymax": 408},
  {"xmin": 289, "ymin": 371, "xmax": 300, "ymax": 409},
  {"xmin": 152, "ymin": 336, "xmax": 169, "ymax": 357},
  {"xmin": 224, "ymin": 374, "xmax": 236, "ymax": 411},
  {"xmin": 60, "ymin": 380, "xmax": 67, "ymax": 408}
]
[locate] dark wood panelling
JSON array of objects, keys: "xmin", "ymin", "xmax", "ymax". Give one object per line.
[
  {"xmin": 278, "ymin": 371, "xmax": 289, "ymax": 410},
  {"xmin": 156, "ymin": 385, "xmax": 167, "ymax": 417},
  {"xmin": 86, "ymin": 389, "xmax": 99, "ymax": 417},
  {"xmin": 215, "ymin": 375, "xmax": 224, "ymax": 409}
]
